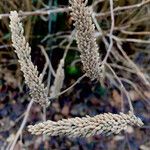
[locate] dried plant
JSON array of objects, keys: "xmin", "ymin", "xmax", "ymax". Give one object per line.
[
  {"xmin": 8, "ymin": 0, "xmax": 145, "ymax": 141},
  {"xmin": 28, "ymin": 111, "xmax": 143, "ymax": 138},
  {"xmin": 69, "ymin": 0, "xmax": 104, "ymax": 82},
  {"xmin": 9, "ymin": 11, "xmax": 50, "ymax": 107}
]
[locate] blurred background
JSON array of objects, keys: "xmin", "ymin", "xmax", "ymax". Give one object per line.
[{"xmin": 0, "ymin": 0, "xmax": 150, "ymax": 149}]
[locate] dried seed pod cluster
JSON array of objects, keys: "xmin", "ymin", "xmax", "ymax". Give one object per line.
[
  {"xmin": 69, "ymin": 0, "xmax": 104, "ymax": 81},
  {"xmin": 28, "ymin": 111, "xmax": 143, "ymax": 138},
  {"xmin": 9, "ymin": 11, "xmax": 50, "ymax": 107}
]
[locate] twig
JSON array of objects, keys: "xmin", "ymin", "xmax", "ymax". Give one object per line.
[
  {"xmin": 41, "ymin": 31, "xmax": 72, "ymax": 43},
  {"xmin": 38, "ymin": 45, "xmax": 56, "ymax": 77},
  {"xmin": 91, "ymin": 8, "xmax": 117, "ymax": 64},
  {"xmin": 101, "ymin": 0, "xmax": 114, "ymax": 65},
  {"xmin": 0, "ymin": 7, "xmax": 70, "ymax": 19},
  {"xmin": 114, "ymin": 16, "xmax": 150, "ymax": 31},
  {"xmin": 106, "ymin": 63, "xmax": 134, "ymax": 112},
  {"xmin": 120, "ymin": 77, "xmax": 147, "ymax": 101},
  {"xmin": 42, "ymin": 106, "xmax": 46, "ymax": 141},
  {"xmin": 112, "ymin": 35, "xmax": 150, "ymax": 44},
  {"xmin": 0, "ymin": 44, "xmax": 11, "ymax": 49},
  {"xmin": 120, "ymin": 30, "xmax": 150, "ymax": 35},
  {"xmin": 94, "ymin": 0, "xmax": 150, "ymax": 17},
  {"xmin": 8, "ymin": 100, "xmax": 33, "ymax": 150},
  {"xmin": 62, "ymin": 30, "xmax": 75, "ymax": 59},
  {"xmin": 92, "ymin": 0, "xmax": 105, "ymax": 8},
  {"xmin": 110, "ymin": 63, "xmax": 136, "ymax": 74},
  {"xmin": 116, "ymin": 42, "xmax": 150, "ymax": 86},
  {"xmin": 48, "ymin": 74, "xmax": 87, "ymax": 100}
]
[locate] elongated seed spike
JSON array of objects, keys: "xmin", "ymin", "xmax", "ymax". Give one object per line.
[
  {"xmin": 28, "ymin": 111, "xmax": 143, "ymax": 138},
  {"xmin": 9, "ymin": 11, "xmax": 50, "ymax": 107}
]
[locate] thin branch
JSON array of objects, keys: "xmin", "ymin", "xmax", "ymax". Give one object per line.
[
  {"xmin": 120, "ymin": 77, "xmax": 147, "ymax": 101},
  {"xmin": 62, "ymin": 30, "xmax": 75, "ymax": 60},
  {"xmin": 112, "ymin": 35, "xmax": 150, "ymax": 44},
  {"xmin": 8, "ymin": 101, "xmax": 33, "ymax": 150},
  {"xmin": 0, "ymin": 7, "xmax": 70, "ymax": 19},
  {"xmin": 101, "ymin": 0, "xmax": 115, "ymax": 65},
  {"xmin": 38, "ymin": 45, "xmax": 56, "ymax": 77},
  {"xmin": 110, "ymin": 63, "xmax": 136, "ymax": 74},
  {"xmin": 48, "ymin": 74, "xmax": 87, "ymax": 100},
  {"xmin": 120, "ymin": 30, "xmax": 150, "ymax": 35},
  {"xmin": 106, "ymin": 63, "xmax": 134, "ymax": 112},
  {"xmin": 94, "ymin": 0, "xmax": 150, "ymax": 17},
  {"xmin": 116, "ymin": 42, "xmax": 150, "ymax": 86}
]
